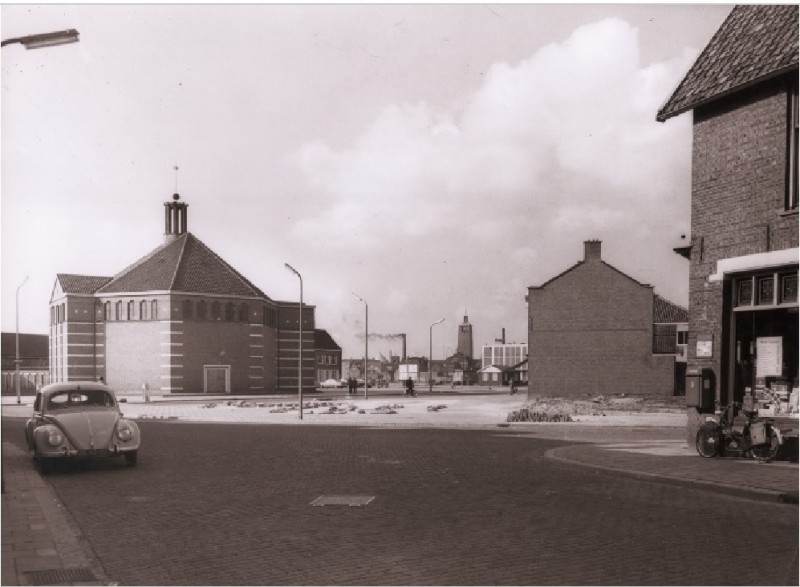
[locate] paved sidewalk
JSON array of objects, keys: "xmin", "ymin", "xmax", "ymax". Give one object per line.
[
  {"xmin": 545, "ymin": 439, "xmax": 799, "ymax": 504},
  {"xmin": 1, "ymin": 444, "xmax": 109, "ymax": 586}
]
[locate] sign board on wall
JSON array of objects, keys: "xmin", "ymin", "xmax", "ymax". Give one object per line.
[
  {"xmin": 756, "ymin": 336, "xmax": 783, "ymax": 378},
  {"xmin": 696, "ymin": 334, "xmax": 713, "ymax": 358}
]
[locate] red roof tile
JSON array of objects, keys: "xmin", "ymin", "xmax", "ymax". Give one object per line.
[
  {"xmin": 56, "ymin": 274, "xmax": 112, "ymax": 294},
  {"xmin": 653, "ymin": 295, "xmax": 689, "ymax": 324},
  {"xmin": 658, "ymin": 5, "xmax": 798, "ymax": 121},
  {"xmin": 97, "ymin": 233, "xmax": 268, "ymax": 298}
]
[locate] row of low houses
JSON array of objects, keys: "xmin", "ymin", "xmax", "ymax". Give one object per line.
[{"xmin": 0, "ymin": 333, "xmax": 49, "ymax": 394}]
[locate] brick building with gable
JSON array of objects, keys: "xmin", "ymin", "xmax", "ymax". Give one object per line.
[
  {"xmin": 49, "ymin": 194, "xmax": 325, "ymax": 394},
  {"xmin": 526, "ymin": 240, "xmax": 688, "ymax": 397},
  {"xmin": 657, "ymin": 5, "xmax": 798, "ymax": 438}
]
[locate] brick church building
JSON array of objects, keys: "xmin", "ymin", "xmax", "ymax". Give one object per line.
[{"xmin": 49, "ymin": 194, "xmax": 323, "ymax": 394}]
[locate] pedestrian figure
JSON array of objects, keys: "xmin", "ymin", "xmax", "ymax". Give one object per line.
[
  {"xmin": 405, "ymin": 378, "xmax": 415, "ymax": 397},
  {"xmin": 509, "ymin": 379, "xmax": 517, "ymax": 395}
]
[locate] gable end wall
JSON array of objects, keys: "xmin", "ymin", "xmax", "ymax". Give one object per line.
[{"xmin": 528, "ymin": 261, "xmax": 674, "ymax": 397}]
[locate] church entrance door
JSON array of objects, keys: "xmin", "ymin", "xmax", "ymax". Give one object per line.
[{"xmin": 204, "ymin": 366, "xmax": 230, "ymax": 394}]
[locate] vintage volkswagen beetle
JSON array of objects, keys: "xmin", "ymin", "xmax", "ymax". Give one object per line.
[{"xmin": 25, "ymin": 382, "xmax": 140, "ymax": 473}]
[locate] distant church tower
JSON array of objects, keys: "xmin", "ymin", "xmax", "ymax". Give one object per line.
[{"xmin": 456, "ymin": 313, "xmax": 473, "ymax": 360}]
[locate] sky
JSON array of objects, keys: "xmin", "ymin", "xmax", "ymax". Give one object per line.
[{"xmin": 1, "ymin": 2, "xmax": 733, "ymax": 360}]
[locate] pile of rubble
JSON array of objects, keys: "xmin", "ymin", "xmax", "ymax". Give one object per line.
[
  {"xmin": 197, "ymin": 400, "xmax": 413, "ymax": 416},
  {"xmin": 506, "ymin": 409, "xmax": 572, "ymax": 423},
  {"xmin": 507, "ymin": 394, "xmax": 684, "ymax": 423}
]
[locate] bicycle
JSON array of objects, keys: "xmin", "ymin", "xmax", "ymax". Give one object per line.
[{"xmin": 696, "ymin": 402, "xmax": 784, "ymax": 461}]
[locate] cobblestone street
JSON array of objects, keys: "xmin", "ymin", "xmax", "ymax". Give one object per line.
[{"xmin": 3, "ymin": 419, "xmax": 797, "ymax": 585}]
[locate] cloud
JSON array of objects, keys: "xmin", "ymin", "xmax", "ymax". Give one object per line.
[
  {"xmin": 291, "ymin": 18, "xmax": 694, "ymax": 249},
  {"xmin": 283, "ymin": 16, "xmax": 697, "ymax": 356}
]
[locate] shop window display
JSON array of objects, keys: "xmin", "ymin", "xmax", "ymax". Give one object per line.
[{"xmin": 781, "ymin": 273, "xmax": 797, "ymax": 304}]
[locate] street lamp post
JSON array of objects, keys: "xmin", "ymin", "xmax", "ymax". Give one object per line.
[
  {"xmin": 429, "ymin": 318, "xmax": 445, "ymax": 393},
  {"xmin": 352, "ymin": 293, "xmax": 368, "ymax": 400},
  {"xmin": 16, "ymin": 276, "xmax": 29, "ymax": 405},
  {"xmin": 3, "ymin": 29, "xmax": 79, "ymax": 409},
  {"xmin": 1, "ymin": 29, "xmax": 80, "ymax": 49},
  {"xmin": 284, "ymin": 264, "xmax": 303, "ymax": 420}
]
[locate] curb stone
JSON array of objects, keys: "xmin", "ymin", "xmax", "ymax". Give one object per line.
[{"xmin": 545, "ymin": 445, "xmax": 798, "ymax": 505}]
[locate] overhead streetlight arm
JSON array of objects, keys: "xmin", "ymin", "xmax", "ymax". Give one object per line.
[
  {"xmin": 284, "ymin": 263, "xmax": 300, "ymax": 278},
  {"xmin": 2, "ymin": 29, "xmax": 80, "ymax": 49}
]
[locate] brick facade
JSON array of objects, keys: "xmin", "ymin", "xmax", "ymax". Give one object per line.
[
  {"xmin": 656, "ymin": 5, "xmax": 799, "ymax": 442},
  {"xmin": 687, "ymin": 79, "xmax": 798, "ymax": 382},
  {"xmin": 50, "ymin": 291, "xmax": 286, "ymax": 394},
  {"xmin": 49, "ymin": 196, "xmax": 334, "ymax": 395},
  {"xmin": 527, "ymin": 241, "xmax": 680, "ymax": 398},
  {"xmin": 314, "ymin": 329, "xmax": 342, "ymax": 385},
  {"xmin": 276, "ymin": 302, "xmax": 316, "ymax": 393},
  {"xmin": 684, "ymin": 77, "xmax": 798, "ymax": 438}
]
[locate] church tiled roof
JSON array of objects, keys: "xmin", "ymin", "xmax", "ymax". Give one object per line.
[
  {"xmin": 96, "ymin": 233, "xmax": 268, "ymax": 298},
  {"xmin": 657, "ymin": 4, "xmax": 798, "ymax": 122},
  {"xmin": 56, "ymin": 274, "xmax": 112, "ymax": 294}
]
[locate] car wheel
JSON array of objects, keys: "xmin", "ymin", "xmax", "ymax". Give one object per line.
[{"xmin": 124, "ymin": 451, "xmax": 138, "ymax": 467}]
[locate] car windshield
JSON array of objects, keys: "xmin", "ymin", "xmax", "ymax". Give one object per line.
[{"xmin": 46, "ymin": 390, "xmax": 116, "ymax": 411}]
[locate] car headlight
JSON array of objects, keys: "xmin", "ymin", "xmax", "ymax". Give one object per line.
[
  {"xmin": 117, "ymin": 426, "xmax": 133, "ymax": 442},
  {"xmin": 47, "ymin": 431, "xmax": 64, "ymax": 446}
]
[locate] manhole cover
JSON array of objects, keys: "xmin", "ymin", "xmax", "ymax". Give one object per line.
[
  {"xmin": 25, "ymin": 568, "xmax": 96, "ymax": 586},
  {"xmin": 310, "ymin": 495, "xmax": 375, "ymax": 507}
]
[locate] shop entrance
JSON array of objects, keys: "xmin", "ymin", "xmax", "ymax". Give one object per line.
[{"xmin": 732, "ymin": 308, "xmax": 798, "ymax": 404}]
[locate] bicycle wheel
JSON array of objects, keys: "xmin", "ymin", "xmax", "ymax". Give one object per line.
[
  {"xmin": 696, "ymin": 422, "xmax": 721, "ymax": 458},
  {"xmin": 748, "ymin": 426, "xmax": 781, "ymax": 461}
]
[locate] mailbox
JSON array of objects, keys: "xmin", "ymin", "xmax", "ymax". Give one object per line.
[{"xmin": 686, "ymin": 368, "xmax": 715, "ymax": 411}]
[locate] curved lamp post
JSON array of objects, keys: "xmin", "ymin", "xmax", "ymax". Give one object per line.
[
  {"xmin": 284, "ymin": 263, "xmax": 303, "ymax": 420},
  {"xmin": 1, "ymin": 29, "xmax": 79, "ymax": 49},
  {"xmin": 3, "ymin": 29, "xmax": 79, "ymax": 409},
  {"xmin": 352, "ymin": 293, "xmax": 368, "ymax": 400},
  {"xmin": 16, "ymin": 276, "xmax": 29, "ymax": 404},
  {"xmin": 429, "ymin": 318, "xmax": 445, "ymax": 393}
]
